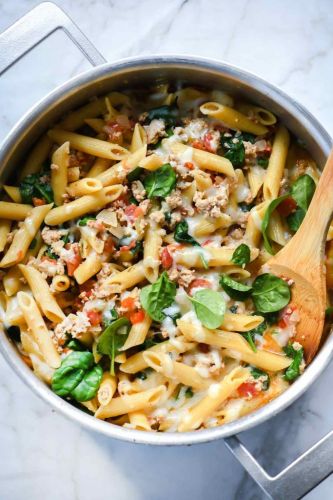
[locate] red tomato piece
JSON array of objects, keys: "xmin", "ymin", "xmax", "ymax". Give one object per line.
[
  {"xmin": 161, "ymin": 247, "xmax": 173, "ymax": 269},
  {"xmin": 65, "ymin": 245, "xmax": 82, "ymax": 276},
  {"xmin": 130, "ymin": 309, "xmax": 145, "ymax": 324},
  {"xmin": 104, "ymin": 237, "xmax": 115, "ymax": 254},
  {"xmin": 87, "ymin": 310, "xmax": 102, "ymax": 326},
  {"xmin": 32, "ymin": 197, "xmax": 46, "ymax": 206},
  {"xmin": 277, "ymin": 197, "xmax": 297, "ymax": 217},
  {"xmin": 184, "ymin": 161, "xmax": 194, "ymax": 170},
  {"xmin": 125, "ymin": 204, "xmax": 143, "ymax": 222},
  {"xmin": 237, "ymin": 382, "xmax": 259, "ymax": 398},
  {"xmin": 188, "ymin": 278, "xmax": 212, "ymax": 295},
  {"xmin": 121, "ymin": 297, "xmax": 136, "ymax": 311},
  {"xmin": 79, "ymin": 279, "xmax": 96, "ymax": 297}
]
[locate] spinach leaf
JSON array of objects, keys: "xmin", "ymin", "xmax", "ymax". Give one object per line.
[
  {"xmin": 286, "ymin": 175, "xmax": 316, "ymax": 232},
  {"xmin": 29, "ymin": 238, "xmax": 37, "ymax": 250},
  {"xmin": 147, "ymin": 104, "xmax": 178, "ymax": 126},
  {"xmin": 242, "ymin": 331, "xmax": 257, "ymax": 352},
  {"xmin": 286, "ymin": 207, "xmax": 305, "ymax": 232},
  {"xmin": 141, "ymin": 335, "xmax": 164, "ymax": 350},
  {"xmin": 189, "ymin": 289, "xmax": 226, "ymax": 329},
  {"xmin": 97, "ymin": 317, "xmax": 131, "ymax": 375},
  {"xmin": 130, "ymin": 240, "xmax": 143, "ymax": 256},
  {"xmin": 231, "ymin": 243, "xmax": 251, "ymax": 266},
  {"xmin": 185, "ymin": 387, "xmax": 194, "ymax": 398},
  {"xmin": 66, "ymin": 339, "xmax": 86, "ymax": 351},
  {"xmin": 220, "ymin": 274, "xmax": 252, "ymax": 301},
  {"xmin": 222, "ymin": 134, "xmax": 245, "ymax": 167},
  {"xmin": 174, "ymin": 220, "xmax": 200, "ymax": 246},
  {"xmin": 257, "ymin": 157, "xmax": 269, "ymax": 168},
  {"xmin": 251, "ymin": 367, "xmax": 270, "ymax": 390},
  {"xmin": 51, "ymin": 351, "xmax": 98, "ymax": 399},
  {"xmin": 102, "ymin": 307, "xmax": 118, "ymax": 327},
  {"xmin": 19, "ymin": 172, "xmax": 54, "ymax": 204},
  {"xmin": 127, "ymin": 166, "xmax": 144, "ymax": 182},
  {"xmin": 143, "ymin": 163, "xmax": 176, "ymax": 198},
  {"xmin": 290, "ymin": 174, "xmax": 315, "ymax": 212},
  {"xmin": 140, "ymin": 272, "xmax": 176, "ymax": 322},
  {"xmin": 325, "ymin": 306, "xmax": 333, "ymax": 317},
  {"xmin": 262, "ymin": 194, "xmax": 289, "ymax": 254},
  {"xmin": 252, "ymin": 273, "xmax": 291, "ymax": 313},
  {"xmin": 283, "ymin": 342, "xmax": 304, "ymax": 381},
  {"xmin": 78, "ymin": 215, "xmax": 96, "ymax": 226},
  {"xmin": 71, "ymin": 364, "xmax": 103, "ymax": 401},
  {"xmin": 240, "ymin": 132, "xmax": 256, "ymax": 143},
  {"xmin": 44, "ymin": 246, "xmax": 58, "ymax": 260}
]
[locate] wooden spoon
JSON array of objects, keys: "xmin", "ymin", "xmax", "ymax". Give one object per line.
[{"xmin": 264, "ymin": 151, "xmax": 333, "ymax": 363}]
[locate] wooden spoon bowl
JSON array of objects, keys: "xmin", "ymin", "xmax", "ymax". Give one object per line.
[{"xmin": 264, "ymin": 150, "xmax": 333, "ymax": 363}]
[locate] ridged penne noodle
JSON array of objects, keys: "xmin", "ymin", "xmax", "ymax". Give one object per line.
[
  {"xmin": 192, "ymin": 214, "xmax": 232, "ymax": 237},
  {"xmin": 86, "ymin": 158, "xmax": 111, "ymax": 178},
  {"xmin": 51, "ymin": 141, "xmax": 70, "ymax": 206},
  {"xmin": 245, "ymin": 200, "xmax": 270, "ymax": 247},
  {"xmin": 84, "ymin": 118, "xmax": 105, "ymax": 133},
  {"xmin": 222, "ymin": 312, "xmax": 264, "ymax": 332},
  {"xmin": 144, "ymin": 352, "xmax": 208, "ymax": 390},
  {"xmin": 67, "ymin": 177, "xmax": 103, "ymax": 197},
  {"xmin": 238, "ymin": 104, "xmax": 277, "ymax": 126},
  {"xmin": 173, "ymin": 246, "xmax": 259, "ymax": 268},
  {"xmin": 97, "ymin": 373, "xmax": 117, "ymax": 406},
  {"xmin": 97, "ymin": 145, "xmax": 147, "ymax": 186},
  {"xmin": 19, "ymin": 134, "xmax": 53, "ymax": 180},
  {"xmin": 200, "ymin": 102, "xmax": 268, "ymax": 135},
  {"xmin": 45, "ymin": 185, "xmax": 122, "ymax": 225},
  {"xmin": 128, "ymin": 412, "xmax": 151, "ymax": 431},
  {"xmin": 0, "ymin": 204, "xmax": 52, "ymax": 268},
  {"xmin": 51, "ymin": 275, "xmax": 71, "ymax": 293},
  {"xmin": 138, "ymin": 153, "xmax": 164, "ymax": 171},
  {"xmin": 58, "ymin": 97, "xmax": 108, "ymax": 131},
  {"xmin": 178, "ymin": 367, "xmax": 249, "ymax": 431},
  {"xmin": 120, "ymin": 337, "xmax": 195, "ymax": 374},
  {"xmin": 3, "ymin": 266, "xmax": 21, "ymax": 296},
  {"xmin": 0, "ymin": 219, "xmax": 11, "ymax": 252},
  {"xmin": 170, "ymin": 142, "xmax": 235, "ymax": 177},
  {"xmin": 247, "ymin": 165, "xmax": 266, "ymax": 198},
  {"xmin": 18, "ymin": 264, "xmax": 65, "ymax": 323},
  {"xmin": 48, "ymin": 129, "xmax": 129, "ymax": 161},
  {"xmin": 95, "ymin": 386, "xmax": 166, "ymax": 419},
  {"xmin": 0, "ymin": 201, "xmax": 32, "ymax": 220},
  {"xmin": 143, "ymin": 223, "xmax": 162, "ymax": 283},
  {"xmin": 263, "ymin": 125, "xmax": 290, "ymax": 200},
  {"xmin": 101, "ymin": 262, "xmax": 146, "ymax": 294},
  {"xmin": 17, "ymin": 292, "xmax": 60, "ymax": 368},
  {"xmin": 122, "ymin": 312, "xmax": 152, "ymax": 350},
  {"xmin": 130, "ymin": 123, "xmax": 147, "ymax": 152},
  {"xmin": 73, "ymin": 251, "xmax": 103, "ymax": 284},
  {"xmin": 3, "ymin": 186, "xmax": 21, "ymax": 203},
  {"xmin": 223, "ymin": 348, "xmax": 292, "ymax": 372}
]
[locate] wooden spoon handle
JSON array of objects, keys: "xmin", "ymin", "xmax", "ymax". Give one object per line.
[{"xmin": 284, "ymin": 149, "xmax": 333, "ymax": 259}]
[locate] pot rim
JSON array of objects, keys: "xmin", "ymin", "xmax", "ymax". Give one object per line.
[{"xmin": 1, "ymin": 54, "xmax": 332, "ymax": 446}]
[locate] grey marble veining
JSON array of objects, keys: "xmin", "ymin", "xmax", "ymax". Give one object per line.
[{"xmin": 0, "ymin": 1, "xmax": 333, "ymax": 499}]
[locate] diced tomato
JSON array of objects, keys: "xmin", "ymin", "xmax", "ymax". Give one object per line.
[
  {"xmin": 32, "ymin": 197, "xmax": 46, "ymax": 206},
  {"xmin": 184, "ymin": 161, "xmax": 194, "ymax": 170},
  {"xmin": 188, "ymin": 278, "xmax": 212, "ymax": 295},
  {"xmin": 277, "ymin": 197, "xmax": 297, "ymax": 217},
  {"xmin": 130, "ymin": 309, "xmax": 145, "ymax": 324},
  {"xmin": 238, "ymin": 382, "xmax": 259, "ymax": 398},
  {"xmin": 192, "ymin": 140, "xmax": 207, "ymax": 151},
  {"xmin": 161, "ymin": 247, "xmax": 173, "ymax": 269},
  {"xmin": 104, "ymin": 121, "xmax": 124, "ymax": 144},
  {"xmin": 41, "ymin": 255, "xmax": 57, "ymax": 264},
  {"xmin": 87, "ymin": 309, "xmax": 102, "ymax": 326},
  {"xmin": 278, "ymin": 305, "xmax": 296, "ymax": 329},
  {"xmin": 65, "ymin": 245, "xmax": 82, "ymax": 276},
  {"xmin": 104, "ymin": 236, "xmax": 115, "ymax": 254},
  {"xmin": 125, "ymin": 204, "xmax": 143, "ymax": 222},
  {"xmin": 278, "ymin": 318, "xmax": 288, "ymax": 329},
  {"xmin": 203, "ymin": 132, "xmax": 216, "ymax": 153},
  {"xmin": 121, "ymin": 297, "xmax": 136, "ymax": 311}
]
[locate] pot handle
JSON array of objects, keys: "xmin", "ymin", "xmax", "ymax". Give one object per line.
[
  {"xmin": 0, "ymin": 1, "xmax": 106, "ymax": 75},
  {"xmin": 224, "ymin": 430, "xmax": 333, "ymax": 499}
]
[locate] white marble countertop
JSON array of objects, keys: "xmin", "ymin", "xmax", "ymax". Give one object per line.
[{"xmin": 1, "ymin": 1, "xmax": 333, "ymax": 499}]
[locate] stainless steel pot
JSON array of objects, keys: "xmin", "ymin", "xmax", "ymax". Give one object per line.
[{"xmin": 1, "ymin": 3, "xmax": 333, "ymax": 498}]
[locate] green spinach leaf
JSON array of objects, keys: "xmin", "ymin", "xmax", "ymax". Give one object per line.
[
  {"xmin": 262, "ymin": 194, "xmax": 289, "ymax": 254},
  {"xmin": 189, "ymin": 289, "xmax": 226, "ymax": 329},
  {"xmin": 220, "ymin": 274, "xmax": 252, "ymax": 301},
  {"xmin": 231, "ymin": 243, "xmax": 251, "ymax": 266},
  {"xmin": 286, "ymin": 207, "xmax": 305, "ymax": 232},
  {"xmin": 174, "ymin": 220, "xmax": 200, "ymax": 246},
  {"xmin": 78, "ymin": 215, "xmax": 96, "ymax": 226},
  {"xmin": 252, "ymin": 273, "xmax": 291, "ymax": 313},
  {"xmin": 222, "ymin": 134, "xmax": 245, "ymax": 167},
  {"xmin": 257, "ymin": 157, "xmax": 269, "ymax": 168},
  {"xmin": 51, "ymin": 351, "xmax": 101, "ymax": 401},
  {"xmin": 19, "ymin": 172, "xmax": 54, "ymax": 204},
  {"xmin": 140, "ymin": 272, "xmax": 176, "ymax": 322},
  {"xmin": 251, "ymin": 367, "xmax": 270, "ymax": 390},
  {"xmin": 97, "ymin": 317, "xmax": 131, "ymax": 375},
  {"xmin": 71, "ymin": 364, "xmax": 103, "ymax": 401},
  {"xmin": 290, "ymin": 174, "xmax": 315, "ymax": 212},
  {"xmin": 283, "ymin": 342, "xmax": 304, "ymax": 381},
  {"xmin": 127, "ymin": 166, "xmax": 144, "ymax": 182},
  {"xmin": 66, "ymin": 339, "xmax": 86, "ymax": 351},
  {"xmin": 147, "ymin": 104, "xmax": 178, "ymax": 126},
  {"xmin": 143, "ymin": 163, "xmax": 176, "ymax": 198}
]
